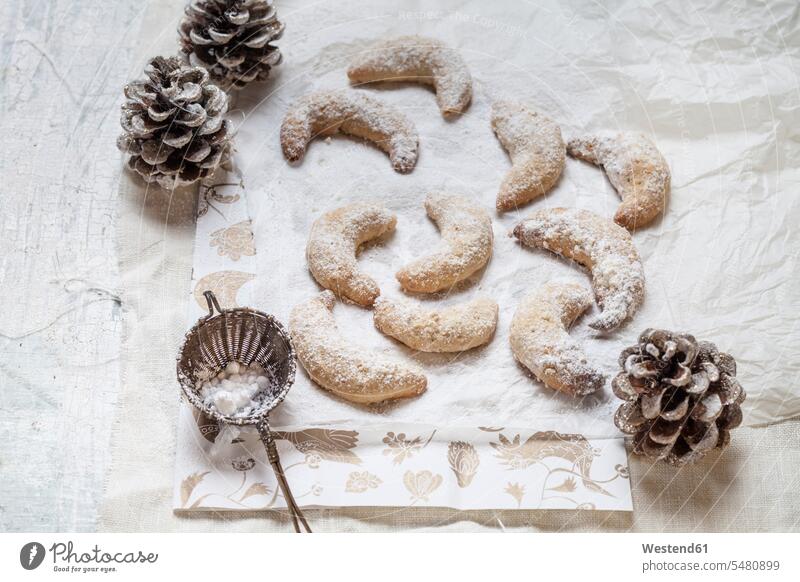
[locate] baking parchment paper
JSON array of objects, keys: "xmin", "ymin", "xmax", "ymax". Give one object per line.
[{"xmin": 236, "ymin": 0, "xmax": 800, "ymax": 432}]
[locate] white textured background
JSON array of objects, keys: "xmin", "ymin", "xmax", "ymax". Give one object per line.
[
  {"xmin": 0, "ymin": 0, "xmax": 145, "ymax": 531},
  {"xmin": 1, "ymin": 0, "xmax": 799, "ymax": 532}
]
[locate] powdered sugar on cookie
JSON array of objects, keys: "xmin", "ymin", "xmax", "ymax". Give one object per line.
[
  {"xmin": 567, "ymin": 132, "xmax": 670, "ymax": 230},
  {"xmin": 510, "ymin": 282, "xmax": 606, "ymax": 396},
  {"xmin": 513, "ymin": 207, "xmax": 645, "ymax": 331},
  {"xmin": 491, "ymin": 100, "xmax": 566, "ymax": 211},
  {"xmin": 306, "ymin": 201, "xmax": 397, "ymax": 307},
  {"xmin": 396, "ymin": 192, "xmax": 493, "ymax": 293},
  {"xmin": 347, "ymin": 35, "xmax": 472, "ymax": 117},
  {"xmin": 290, "ymin": 291, "xmax": 427, "ymax": 404},
  {"xmin": 280, "ymin": 89, "xmax": 419, "ymax": 173},
  {"xmin": 374, "ymin": 295, "xmax": 498, "ymax": 352}
]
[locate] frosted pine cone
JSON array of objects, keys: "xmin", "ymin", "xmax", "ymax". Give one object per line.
[
  {"xmin": 613, "ymin": 329, "xmax": 746, "ymax": 466},
  {"xmin": 179, "ymin": 0, "xmax": 284, "ymax": 90},
  {"xmin": 117, "ymin": 56, "xmax": 231, "ymax": 190}
]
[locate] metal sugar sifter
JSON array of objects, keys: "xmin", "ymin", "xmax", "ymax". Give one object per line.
[{"xmin": 177, "ymin": 290, "xmax": 311, "ymax": 533}]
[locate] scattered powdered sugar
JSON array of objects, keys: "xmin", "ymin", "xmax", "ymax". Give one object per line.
[
  {"xmin": 280, "ymin": 89, "xmax": 419, "ymax": 173},
  {"xmin": 347, "ymin": 35, "xmax": 472, "ymax": 116},
  {"xmin": 200, "ymin": 361, "xmax": 275, "ymax": 417},
  {"xmin": 514, "ymin": 207, "xmax": 645, "ymax": 331}
]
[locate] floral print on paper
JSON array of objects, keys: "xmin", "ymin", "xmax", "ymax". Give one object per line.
[
  {"xmin": 403, "ymin": 470, "xmax": 443, "ymax": 503},
  {"xmin": 447, "ymin": 441, "xmax": 480, "ymax": 488},
  {"xmin": 382, "ymin": 430, "xmax": 436, "ymax": 465},
  {"xmin": 274, "ymin": 429, "xmax": 362, "ymax": 466},
  {"xmin": 505, "ymin": 482, "xmax": 525, "ymax": 507},
  {"xmin": 210, "ymin": 220, "xmax": 256, "ymax": 261},
  {"xmin": 345, "ymin": 471, "xmax": 383, "ymax": 493}
]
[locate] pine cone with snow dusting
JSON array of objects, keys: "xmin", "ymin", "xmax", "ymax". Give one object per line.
[
  {"xmin": 179, "ymin": 0, "xmax": 284, "ymax": 90},
  {"xmin": 613, "ymin": 328, "xmax": 746, "ymax": 466},
  {"xmin": 117, "ymin": 56, "xmax": 231, "ymax": 190}
]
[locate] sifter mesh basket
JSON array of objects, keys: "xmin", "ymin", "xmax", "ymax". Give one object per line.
[
  {"xmin": 177, "ymin": 291, "xmax": 296, "ymax": 424},
  {"xmin": 176, "ymin": 291, "xmax": 310, "ymax": 532}
]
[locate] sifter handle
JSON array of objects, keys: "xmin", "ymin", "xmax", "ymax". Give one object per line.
[
  {"xmin": 257, "ymin": 420, "xmax": 312, "ymax": 533},
  {"xmin": 203, "ymin": 290, "xmax": 224, "ymax": 317}
]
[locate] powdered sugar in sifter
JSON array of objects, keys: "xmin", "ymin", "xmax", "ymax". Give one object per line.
[{"xmin": 177, "ymin": 290, "xmax": 311, "ymax": 532}]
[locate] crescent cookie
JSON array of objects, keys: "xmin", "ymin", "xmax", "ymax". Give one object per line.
[
  {"xmin": 513, "ymin": 207, "xmax": 645, "ymax": 331},
  {"xmin": 510, "ymin": 282, "xmax": 605, "ymax": 396},
  {"xmin": 567, "ymin": 133, "xmax": 670, "ymax": 230},
  {"xmin": 290, "ymin": 291, "xmax": 427, "ymax": 404},
  {"xmin": 347, "ymin": 35, "xmax": 472, "ymax": 117},
  {"xmin": 280, "ymin": 89, "xmax": 419, "ymax": 173},
  {"xmin": 491, "ymin": 101, "xmax": 566, "ymax": 212},
  {"xmin": 307, "ymin": 202, "xmax": 396, "ymax": 307},
  {"xmin": 396, "ymin": 193, "xmax": 493, "ymax": 293},
  {"xmin": 374, "ymin": 296, "xmax": 498, "ymax": 353}
]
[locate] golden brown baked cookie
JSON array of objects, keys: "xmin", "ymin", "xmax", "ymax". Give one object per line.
[
  {"xmin": 491, "ymin": 100, "xmax": 565, "ymax": 212},
  {"xmin": 374, "ymin": 296, "xmax": 498, "ymax": 352},
  {"xmin": 396, "ymin": 193, "xmax": 493, "ymax": 293},
  {"xmin": 510, "ymin": 282, "xmax": 605, "ymax": 396},
  {"xmin": 290, "ymin": 291, "xmax": 427, "ymax": 404},
  {"xmin": 280, "ymin": 89, "xmax": 419, "ymax": 173},
  {"xmin": 347, "ymin": 35, "xmax": 472, "ymax": 117},
  {"xmin": 567, "ymin": 132, "xmax": 670, "ymax": 230},
  {"xmin": 306, "ymin": 202, "xmax": 396, "ymax": 307},
  {"xmin": 513, "ymin": 207, "xmax": 645, "ymax": 331}
]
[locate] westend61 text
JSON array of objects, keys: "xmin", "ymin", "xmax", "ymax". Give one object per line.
[{"xmin": 642, "ymin": 543, "xmax": 708, "ymax": 554}]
